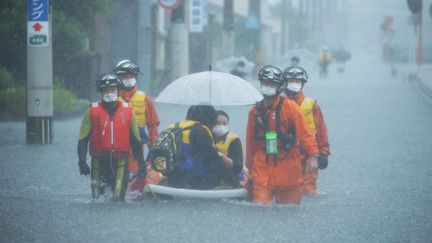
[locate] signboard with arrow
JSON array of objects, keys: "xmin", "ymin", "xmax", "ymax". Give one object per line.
[{"xmin": 27, "ymin": 0, "xmax": 49, "ymax": 47}]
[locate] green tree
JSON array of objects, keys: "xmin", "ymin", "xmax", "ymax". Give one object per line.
[{"xmin": 0, "ymin": 0, "xmax": 115, "ymax": 85}]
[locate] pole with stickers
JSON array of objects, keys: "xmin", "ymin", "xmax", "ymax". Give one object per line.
[{"xmin": 26, "ymin": 0, "xmax": 53, "ymax": 144}]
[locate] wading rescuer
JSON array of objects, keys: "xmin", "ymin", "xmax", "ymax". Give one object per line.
[
  {"xmin": 77, "ymin": 74, "xmax": 146, "ymax": 201},
  {"xmin": 114, "ymin": 60, "xmax": 160, "ymax": 182},
  {"xmin": 283, "ymin": 66, "xmax": 330, "ymax": 196},
  {"xmin": 246, "ymin": 65, "xmax": 319, "ymax": 205}
]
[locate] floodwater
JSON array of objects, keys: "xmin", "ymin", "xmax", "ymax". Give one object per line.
[{"xmin": 1, "ymin": 48, "xmax": 432, "ymax": 242}]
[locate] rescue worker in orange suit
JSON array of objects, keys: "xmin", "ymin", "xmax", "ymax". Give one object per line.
[
  {"xmin": 114, "ymin": 60, "xmax": 160, "ymax": 183},
  {"xmin": 213, "ymin": 110, "xmax": 244, "ymax": 188},
  {"xmin": 77, "ymin": 74, "xmax": 146, "ymax": 201},
  {"xmin": 246, "ymin": 65, "xmax": 319, "ymax": 205},
  {"xmin": 283, "ymin": 66, "xmax": 330, "ymax": 196}
]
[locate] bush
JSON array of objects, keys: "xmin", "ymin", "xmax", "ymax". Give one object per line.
[
  {"xmin": 0, "ymin": 66, "xmax": 15, "ymax": 90},
  {"xmin": 0, "ymin": 84, "xmax": 26, "ymax": 118},
  {"xmin": 0, "ymin": 67, "xmax": 25, "ymax": 119},
  {"xmin": 0, "ymin": 69, "xmax": 88, "ymax": 119},
  {"xmin": 53, "ymin": 76, "xmax": 88, "ymax": 116}
]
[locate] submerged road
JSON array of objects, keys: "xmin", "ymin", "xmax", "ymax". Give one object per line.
[{"xmin": 1, "ymin": 48, "xmax": 432, "ymax": 242}]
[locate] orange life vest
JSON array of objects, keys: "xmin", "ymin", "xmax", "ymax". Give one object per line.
[{"xmin": 89, "ymin": 101, "xmax": 132, "ymax": 156}]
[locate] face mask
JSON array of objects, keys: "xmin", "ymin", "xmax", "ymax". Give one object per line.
[
  {"xmin": 261, "ymin": 85, "xmax": 277, "ymax": 96},
  {"xmin": 122, "ymin": 78, "xmax": 136, "ymax": 88},
  {"xmin": 102, "ymin": 93, "xmax": 118, "ymax": 103},
  {"xmin": 213, "ymin": 125, "xmax": 228, "ymax": 136},
  {"xmin": 287, "ymin": 82, "xmax": 302, "ymax": 93}
]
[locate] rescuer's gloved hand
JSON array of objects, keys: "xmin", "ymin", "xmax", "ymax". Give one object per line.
[
  {"xmin": 78, "ymin": 161, "xmax": 90, "ymax": 175},
  {"xmin": 318, "ymin": 154, "xmax": 328, "ymax": 170}
]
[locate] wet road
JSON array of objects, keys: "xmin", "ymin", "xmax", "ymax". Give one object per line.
[{"xmin": 1, "ymin": 49, "xmax": 432, "ymax": 242}]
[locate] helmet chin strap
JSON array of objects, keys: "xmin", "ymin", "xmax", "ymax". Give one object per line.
[
  {"xmin": 286, "ymin": 90, "xmax": 300, "ymax": 98},
  {"xmin": 102, "ymin": 101, "xmax": 118, "ymax": 116},
  {"xmin": 263, "ymin": 94, "xmax": 277, "ymax": 106}
]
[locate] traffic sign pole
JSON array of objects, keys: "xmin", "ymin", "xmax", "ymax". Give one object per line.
[{"xmin": 27, "ymin": 0, "xmax": 53, "ymax": 144}]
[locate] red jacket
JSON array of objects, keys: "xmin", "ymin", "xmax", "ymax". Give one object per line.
[{"xmin": 89, "ymin": 101, "xmax": 132, "ymax": 156}]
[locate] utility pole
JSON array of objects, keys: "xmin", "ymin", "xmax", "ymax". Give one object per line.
[
  {"xmin": 26, "ymin": 0, "xmax": 53, "ymax": 144},
  {"xmin": 189, "ymin": 0, "xmax": 209, "ymax": 73},
  {"xmin": 281, "ymin": 0, "xmax": 291, "ymax": 54},
  {"xmin": 222, "ymin": 0, "xmax": 234, "ymax": 58},
  {"xmin": 281, "ymin": 0, "xmax": 286, "ymax": 55},
  {"xmin": 249, "ymin": 0, "xmax": 261, "ymax": 66},
  {"xmin": 287, "ymin": 0, "xmax": 292, "ymax": 49},
  {"xmin": 170, "ymin": 0, "xmax": 189, "ymax": 80},
  {"xmin": 137, "ymin": 1, "xmax": 153, "ymax": 94}
]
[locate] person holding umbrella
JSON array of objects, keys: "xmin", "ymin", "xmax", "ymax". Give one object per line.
[
  {"xmin": 77, "ymin": 73, "xmax": 146, "ymax": 201},
  {"xmin": 283, "ymin": 66, "xmax": 330, "ymax": 196},
  {"xmin": 246, "ymin": 65, "xmax": 319, "ymax": 205}
]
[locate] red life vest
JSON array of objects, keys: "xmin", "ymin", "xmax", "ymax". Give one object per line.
[{"xmin": 89, "ymin": 101, "xmax": 132, "ymax": 157}]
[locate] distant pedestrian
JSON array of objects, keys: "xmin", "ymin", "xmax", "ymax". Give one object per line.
[{"xmin": 230, "ymin": 61, "xmax": 247, "ymax": 79}]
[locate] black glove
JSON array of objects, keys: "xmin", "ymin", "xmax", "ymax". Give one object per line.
[
  {"xmin": 78, "ymin": 161, "xmax": 90, "ymax": 175},
  {"xmin": 318, "ymin": 154, "xmax": 328, "ymax": 170},
  {"xmin": 136, "ymin": 165, "xmax": 147, "ymax": 179}
]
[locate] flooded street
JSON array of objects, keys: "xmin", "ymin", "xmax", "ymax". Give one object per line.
[{"xmin": 1, "ymin": 48, "xmax": 432, "ymax": 242}]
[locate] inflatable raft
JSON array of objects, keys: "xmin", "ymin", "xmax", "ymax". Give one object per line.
[{"xmin": 144, "ymin": 184, "xmax": 247, "ymax": 199}]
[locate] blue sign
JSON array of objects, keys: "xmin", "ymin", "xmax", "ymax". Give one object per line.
[
  {"xmin": 28, "ymin": 0, "xmax": 49, "ymax": 21},
  {"xmin": 244, "ymin": 12, "xmax": 261, "ymax": 29}
]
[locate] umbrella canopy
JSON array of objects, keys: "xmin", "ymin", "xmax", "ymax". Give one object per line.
[
  {"xmin": 155, "ymin": 71, "xmax": 263, "ymax": 106},
  {"xmin": 214, "ymin": 56, "xmax": 255, "ymax": 75},
  {"xmin": 276, "ymin": 48, "xmax": 319, "ymax": 74}
]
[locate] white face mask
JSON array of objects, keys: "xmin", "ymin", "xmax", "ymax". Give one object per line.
[
  {"xmin": 261, "ymin": 85, "xmax": 277, "ymax": 96},
  {"xmin": 102, "ymin": 93, "xmax": 118, "ymax": 103},
  {"xmin": 213, "ymin": 125, "xmax": 229, "ymax": 137},
  {"xmin": 122, "ymin": 78, "xmax": 136, "ymax": 88},
  {"xmin": 287, "ymin": 82, "xmax": 302, "ymax": 93}
]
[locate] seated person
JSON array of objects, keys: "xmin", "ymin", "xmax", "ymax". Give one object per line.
[
  {"xmin": 167, "ymin": 105, "xmax": 233, "ymax": 190},
  {"xmin": 213, "ymin": 110, "xmax": 244, "ymax": 188}
]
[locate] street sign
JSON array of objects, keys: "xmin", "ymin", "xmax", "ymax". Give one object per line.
[
  {"xmin": 189, "ymin": 0, "xmax": 208, "ymax": 33},
  {"xmin": 27, "ymin": 0, "xmax": 49, "ymax": 47},
  {"xmin": 244, "ymin": 12, "xmax": 261, "ymax": 29},
  {"xmin": 158, "ymin": 0, "xmax": 182, "ymax": 10}
]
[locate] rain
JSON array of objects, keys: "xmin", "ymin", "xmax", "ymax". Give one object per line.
[{"xmin": 1, "ymin": 0, "xmax": 432, "ymax": 242}]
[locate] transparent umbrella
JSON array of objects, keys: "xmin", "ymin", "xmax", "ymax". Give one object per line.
[
  {"xmin": 276, "ymin": 48, "xmax": 319, "ymax": 74},
  {"xmin": 155, "ymin": 71, "xmax": 263, "ymax": 106},
  {"xmin": 214, "ymin": 56, "xmax": 255, "ymax": 75}
]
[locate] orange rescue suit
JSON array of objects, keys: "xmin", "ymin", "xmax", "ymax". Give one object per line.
[
  {"xmin": 121, "ymin": 86, "xmax": 160, "ymax": 174},
  {"xmin": 292, "ymin": 92, "xmax": 330, "ymax": 195},
  {"xmin": 246, "ymin": 96, "xmax": 319, "ymax": 203}
]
